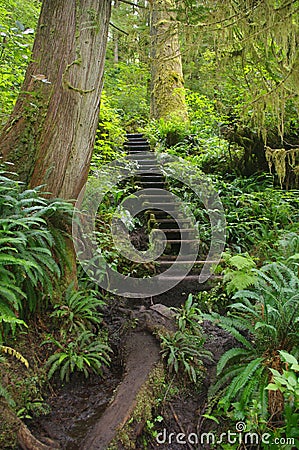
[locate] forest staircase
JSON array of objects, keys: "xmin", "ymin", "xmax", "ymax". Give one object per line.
[
  {"xmin": 124, "ymin": 133, "xmax": 218, "ymax": 304},
  {"xmin": 79, "ymin": 135, "xmax": 221, "ymax": 449}
]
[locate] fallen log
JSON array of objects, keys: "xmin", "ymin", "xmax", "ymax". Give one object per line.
[{"xmin": 82, "ymin": 330, "xmax": 162, "ymax": 450}]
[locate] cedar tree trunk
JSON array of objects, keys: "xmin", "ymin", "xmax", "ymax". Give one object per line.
[
  {"xmin": 0, "ymin": 0, "xmax": 111, "ymax": 200},
  {"xmin": 150, "ymin": 0, "xmax": 188, "ymax": 121}
]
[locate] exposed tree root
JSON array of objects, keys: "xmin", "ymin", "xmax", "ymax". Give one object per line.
[{"xmin": 0, "ymin": 399, "xmax": 60, "ymax": 450}]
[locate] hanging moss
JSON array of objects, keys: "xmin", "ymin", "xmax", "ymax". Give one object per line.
[
  {"xmin": 182, "ymin": 1, "xmax": 299, "ymax": 140},
  {"xmin": 265, "ymin": 145, "xmax": 299, "ymax": 187}
]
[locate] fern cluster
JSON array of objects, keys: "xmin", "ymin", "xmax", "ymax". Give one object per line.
[
  {"xmin": 159, "ymin": 295, "xmax": 213, "ymax": 383},
  {"xmin": 0, "ymin": 163, "xmax": 73, "ymax": 335},
  {"xmin": 204, "ymin": 259, "xmax": 299, "ymax": 419},
  {"xmin": 221, "ymin": 251, "xmax": 257, "ymax": 294},
  {"xmin": 44, "ymin": 330, "xmax": 112, "ymax": 383},
  {"xmin": 50, "ymin": 282, "xmax": 105, "ymax": 337},
  {"xmin": 44, "ymin": 283, "xmax": 112, "ymax": 382}
]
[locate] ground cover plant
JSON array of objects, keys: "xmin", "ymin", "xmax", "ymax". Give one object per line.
[
  {"xmin": 142, "ymin": 114, "xmax": 299, "ymax": 447},
  {"xmin": 0, "ymin": 162, "xmax": 112, "ymax": 446}
]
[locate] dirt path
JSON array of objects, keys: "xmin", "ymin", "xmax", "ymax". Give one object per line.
[{"xmin": 82, "ymin": 330, "xmax": 161, "ymax": 450}]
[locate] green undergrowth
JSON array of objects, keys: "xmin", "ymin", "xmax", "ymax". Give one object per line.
[
  {"xmin": 0, "ymin": 163, "xmax": 112, "ymax": 447},
  {"xmin": 167, "ymin": 172, "xmax": 299, "ymax": 259},
  {"xmin": 158, "ymin": 294, "xmax": 213, "ymax": 384},
  {"xmin": 0, "ymin": 0, "xmax": 40, "ymax": 124},
  {"xmin": 199, "ymin": 258, "xmax": 299, "ymax": 448}
]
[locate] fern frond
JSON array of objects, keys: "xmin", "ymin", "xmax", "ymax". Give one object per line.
[
  {"xmin": 240, "ymin": 365, "xmax": 265, "ymax": 408},
  {"xmin": 203, "ymin": 313, "xmax": 253, "ymax": 349},
  {"xmin": 0, "ymin": 383, "xmax": 16, "ymax": 407},
  {"xmin": 209, "ymin": 366, "xmax": 244, "ymax": 397},
  {"xmin": 1, "ymin": 345, "xmax": 29, "ymax": 368},
  {"xmin": 228, "ymin": 254, "xmax": 256, "ymax": 270},
  {"xmin": 217, "ymin": 347, "xmax": 249, "ymax": 375},
  {"xmin": 224, "ymin": 357, "xmax": 264, "ymax": 402}
]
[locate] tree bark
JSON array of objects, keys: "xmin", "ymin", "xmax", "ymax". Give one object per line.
[
  {"xmin": 113, "ymin": 0, "xmax": 119, "ymax": 63},
  {"xmin": 0, "ymin": 0, "xmax": 111, "ymax": 201},
  {"xmin": 150, "ymin": 0, "xmax": 188, "ymax": 121}
]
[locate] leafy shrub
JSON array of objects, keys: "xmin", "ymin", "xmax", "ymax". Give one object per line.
[
  {"xmin": 204, "ymin": 260, "xmax": 299, "ymax": 419},
  {"xmin": 159, "ymin": 330, "xmax": 209, "ymax": 383},
  {"xmin": 44, "ymin": 330, "xmax": 112, "ymax": 382},
  {"xmin": 221, "ymin": 252, "xmax": 257, "ymax": 294},
  {"xmin": 104, "ymin": 62, "xmax": 150, "ymax": 129},
  {"xmin": 267, "ymin": 351, "xmax": 299, "ymax": 446},
  {"xmin": 0, "ymin": 1, "xmax": 40, "ymax": 123},
  {"xmin": 143, "ymin": 90, "xmax": 244, "ymax": 174},
  {"xmin": 182, "ymin": 174, "xmax": 299, "ymax": 256},
  {"xmin": 91, "ymin": 92, "xmax": 126, "ymax": 169},
  {"xmin": 267, "ymin": 351, "xmax": 299, "ymax": 408},
  {"xmin": 196, "ymin": 283, "xmax": 231, "ymax": 314},
  {"xmin": 171, "ymin": 293, "xmax": 202, "ymax": 333},
  {"xmin": 145, "ymin": 117, "xmax": 192, "ymax": 149},
  {"xmin": 159, "ymin": 295, "xmax": 212, "ymax": 383},
  {"xmin": 50, "ymin": 283, "xmax": 105, "ymax": 337},
  {"xmin": 0, "ymin": 163, "xmax": 73, "ymax": 332},
  {"xmin": 216, "ymin": 177, "xmax": 299, "ymax": 256}
]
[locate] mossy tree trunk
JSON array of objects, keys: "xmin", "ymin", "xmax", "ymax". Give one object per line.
[
  {"xmin": 0, "ymin": 0, "xmax": 111, "ymax": 201},
  {"xmin": 150, "ymin": 0, "xmax": 188, "ymax": 121}
]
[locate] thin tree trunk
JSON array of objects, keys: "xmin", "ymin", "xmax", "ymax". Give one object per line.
[
  {"xmin": 0, "ymin": 0, "xmax": 111, "ymax": 200},
  {"xmin": 113, "ymin": 0, "xmax": 119, "ymax": 63}
]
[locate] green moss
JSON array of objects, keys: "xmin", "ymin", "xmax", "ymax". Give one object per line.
[
  {"xmin": 0, "ymin": 402, "xmax": 18, "ymax": 450},
  {"xmin": 152, "ymin": 64, "xmax": 188, "ymax": 121},
  {"xmin": 108, "ymin": 363, "xmax": 165, "ymax": 450}
]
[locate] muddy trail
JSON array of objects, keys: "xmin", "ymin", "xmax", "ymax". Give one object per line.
[
  {"xmin": 25, "ymin": 311, "xmax": 234, "ymax": 450},
  {"xmin": 26, "ymin": 368, "xmax": 122, "ymax": 449},
  {"xmin": 25, "ymin": 134, "xmax": 229, "ymax": 449}
]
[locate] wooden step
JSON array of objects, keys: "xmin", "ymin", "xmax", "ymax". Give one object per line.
[
  {"xmin": 156, "ymin": 222, "xmax": 192, "ymax": 229},
  {"xmin": 152, "ymin": 228, "xmax": 196, "ymax": 235},
  {"xmin": 127, "ymin": 149, "xmax": 153, "ymax": 154},
  {"xmin": 137, "ymin": 169, "xmax": 162, "ymax": 174},
  {"xmin": 137, "ymin": 165, "xmax": 160, "ymax": 170},
  {"xmin": 140, "ymin": 182, "xmax": 165, "ymax": 188},
  {"xmin": 144, "ymin": 202, "xmax": 181, "ymax": 206},
  {"xmin": 155, "ymin": 218, "xmax": 191, "ymax": 223},
  {"xmin": 156, "ymin": 260, "xmax": 216, "ymax": 265},
  {"xmin": 138, "ymin": 189, "xmax": 168, "ymax": 196},
  {"xmin": 125, "ymin": 142, "xmax": 150, "ymax": 147},
  {"xmin": 127, "ymin": 154, "xmax": 156, "ymax": 160},
  {"xmin": 145, "ymin": 210, "xmax": 176, "ymax": 216},
  {"xmin": 139, "ymin": 194, "xmax": 173, "ymax": 200},
  {"xmin": 126, "ymin": 133, "xmax": 144, "ymax": 138},
  {"xmin": 126, "ymin": 148, "xmax": 151, "ymax": 152},
  {"xmin": 165, "ymin": 239, "xmax": 199, "ymax": 243},
  {"xmin": 135, "ymin": 161, "xmax": 158, "ymax": 165},
  {"xmin": 157, "ymin": 254, "xmax": 201, "ymax": 260},
  {"xmin": 156, "ymin": 275, "xmax": 222, "ymax": 281},
  {"xmin": 151, "ymin": 228, "xmax": 196, "ymax": 232},
  {"xmin": 137, "ymin": 179, "xmax": 165, "ymax": 185}
]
